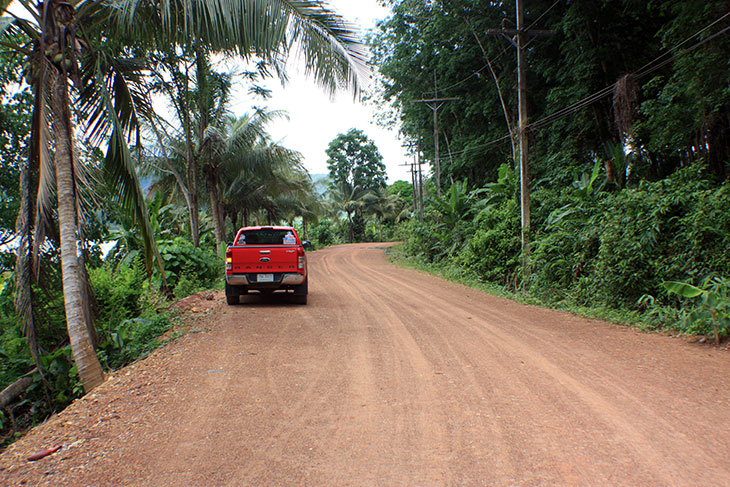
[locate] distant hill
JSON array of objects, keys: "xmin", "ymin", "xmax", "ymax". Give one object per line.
[{"xmin": 311, "ymin": 173, "xmax": 331, "ymax": 196}]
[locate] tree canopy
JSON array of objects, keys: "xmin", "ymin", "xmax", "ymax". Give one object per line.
[{"xmin": 326, "ymin": 128, "xmax": 387, "ymax": 192}]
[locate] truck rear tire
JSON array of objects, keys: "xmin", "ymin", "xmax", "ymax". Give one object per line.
[
  {"xmin": 225, "ymin": 282, "xmax": 240, "ymax": 305},
  {"xmin": 292, "ymin": 279, "xmax": 308, "ymax": 305}
]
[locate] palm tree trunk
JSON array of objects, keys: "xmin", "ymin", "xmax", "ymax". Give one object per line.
[
  {"xmin": 347, "ymin": 211, "xmax": 354, "ymax": 242},
  {"xmin": 52, "ymin": 73, "xmax": 104, "ymax": 393},
  {"xmin": 182, "ymin": 63, "xmax": 200, "ymax": 247},
  {"xmin": 207, "ymin": 173, "xmax": 225, "ymax": 253},
  {"xmin": 228, "ymin": 209, "xmax": 238, "ymax": 242}
]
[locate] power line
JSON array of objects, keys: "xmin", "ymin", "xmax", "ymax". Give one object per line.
[
  {"xmin": 529, "ymin": 21, "xmax": 730, "ymax": 131},
  {"xmin": 406, "ymin": 8, "xmax": 730, "ymax": 166},
  {"xmin": 442, "ymin": 134, "xmax": 513, "ymax": 158},
  {"xmin": 634, "ymin": 10, "xmax": 730, "ymax": 77},
  {"xmin": 526, "ymin": 0, "xmax": 562, "ymax": 30},
  {"xmin": 431, "ymin": 14, "xmax": 730, "ymax": 158}
]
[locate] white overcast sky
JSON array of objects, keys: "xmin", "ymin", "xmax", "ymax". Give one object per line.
[{"xmin": 226, "ymin": 0, "xmax": 413, "ymax": 183}]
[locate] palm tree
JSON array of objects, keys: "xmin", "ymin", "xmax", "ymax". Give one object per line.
[
  {"xmin": 1, "ymin": 0, "xmax": 163, "ymax": 392},
  {"xmin": 204, "ymin": 110, "xmax": 291, "ymax": 251},
  {"xmin": 216, "ymin": 115, "xmax": 309, "ymax": 236},
  {"xmin": 2, "ymin": 0, "xmax": 366, "ymax": 393},
  {"xmin": 327, "ymin": 181, "xmax": 370, "ymax": 243},
  {"xmin": 363, "ymin": 189, "xmax": 405, "ymax": 242}
]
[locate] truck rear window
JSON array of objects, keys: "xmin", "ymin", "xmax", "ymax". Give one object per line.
[{"xmin": 236, "ymin": 229, "xmax": 297, "ymax": 246}]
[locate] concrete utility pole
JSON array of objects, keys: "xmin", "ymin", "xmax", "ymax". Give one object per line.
[
  {"xmin": 486, "ymin": 0, "xmax": 553, "ymax": 275},
  {"xmin": 402, "ymin": 140, "xmax": 421, "ymax": 219},
  {"xmin": 412, "ymin": 75, "xmax": 458, "ymax": 198},
  {"xmin": 417, "ymin": 139, "xmax": 424, "ymax": 221},
  {"xmin": 516, "ymin": 0, "xmax": 530, "ymax": 268}
]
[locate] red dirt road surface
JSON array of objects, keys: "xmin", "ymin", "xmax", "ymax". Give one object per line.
[{"xmin": 1, "ymin": 243, "xmax": 729, "ymax": 486}]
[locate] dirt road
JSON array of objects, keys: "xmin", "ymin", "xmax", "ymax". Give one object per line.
[{"xmin": 1, "ymin": 243, "xmax": 729, "ymax": 486}]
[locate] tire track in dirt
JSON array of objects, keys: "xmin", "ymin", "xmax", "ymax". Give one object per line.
[
  {"xmin": 344, "ymin": 247, "xmax": 602, "ymax": 485},
  {"xmin": 299, "ymin": 247, "xmax": 456, "ymax": 485}
]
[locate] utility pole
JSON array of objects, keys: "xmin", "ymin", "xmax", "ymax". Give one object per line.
[
  {"xmin": 409, "ymin": 158, "xmax": 418, "ymax": 216},
  {"xmin": 417, "ymin": 139, "xmax": 424, "ymax": 221},
  {"xmin": 402, "ymin": 140, "xmax": 420, "ymax": 218},
  {"xmin": 486, "ymin": 0, "xmax": 553, "ymax": 277},
  {"xmin": 516, "ymin": 0, "xmax": 530, "ymax": 270},
  {"xmin": 412, "ymin": 75, "xmax": 458, "ymax": 198}
]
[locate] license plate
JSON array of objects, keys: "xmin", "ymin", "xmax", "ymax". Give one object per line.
[{"xmin": 257, "ymin": 274, "xmax": 274, "ymax": 283}]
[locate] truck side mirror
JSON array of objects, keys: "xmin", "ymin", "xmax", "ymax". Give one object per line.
[{"xmin": 302, "ymin": 240, "xmax": 312, "ymax": 250}]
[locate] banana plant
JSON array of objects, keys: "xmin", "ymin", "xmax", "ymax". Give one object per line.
[{"xmin": 664, "ymin": 277, "xmax": 729, "ymax": 346}]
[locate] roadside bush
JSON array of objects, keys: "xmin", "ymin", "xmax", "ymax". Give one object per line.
[
  {"xmin": 576, "ymin": 169, "xmax": 730, "ymax": 309},
  {"xmin": 89, "ymin": 258, "xmax": 175, "ymax": 368},
  {"xmin": 395, "ymin": 164, "xmax": 730, "ymax": 336},
  {"xmin": 400, "ymin": 217, "xmax": 441, "ymax": 262},
  {"xmin": 310, "ymin": 218, "xmax": 346, "ymax": 248},
  {"xmin": 456, "ymin": 199, "xmax": 520, "ymax": 284},
  {"xmin": 157, "ymin": 237, "xmax": 221, "ymax": 292},
  {"xmin": 89, "ymin": 259, "xmax": 146, "ymax": 332},
  {"xmin": 173, "ymin": 273, "xmax": 206, "ymax": 299},
  {"xmin": 99, "ymin": 313, "xmax": 173, "ymax": 370}
]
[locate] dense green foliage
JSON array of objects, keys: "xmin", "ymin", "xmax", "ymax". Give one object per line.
[
  {"xmin": 0, "ymin": 50, "xmax": 31, "ymax": 239},
  {"xmin": 399, "ymin": 164, "xmax": 730, "ymax": 337},
  {"xmin": 0, "ymin": 257, "xmax": 175, "ymax": 446}
]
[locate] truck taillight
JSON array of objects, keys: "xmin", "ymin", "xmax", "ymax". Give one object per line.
[
  {"xmin": 297, "ymin": 248, "xmax": 305, "ymax": 270},
  {"xmin": 225, "ymin": 249, "xmax": 232, "ymax": 270}
]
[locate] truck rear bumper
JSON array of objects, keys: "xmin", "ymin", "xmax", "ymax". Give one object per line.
[{"xmin": 226, "ymin": 273, "xmax": 305, "ymax": 286}]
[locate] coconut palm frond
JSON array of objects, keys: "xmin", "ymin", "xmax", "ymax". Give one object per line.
[
  {"xmin": 98, "ymin": 76, "xmax": 164, "ymax": 283},
  {"xmin": 112, "ymin": 0, "xmax": 366, "ymax": 93},
  {"xmin": 1, "ymin": 9, "xmax": 40, "ymax": 42},
  {"xmin": 0, "ymin": 15, "xmax": 12, "ymax": 35},
  {"xmin": 30, "ymin": 53, "xmax": 56, "ymax": 271},
  {"xmin": 282, "ymin": 0, "xmax": 368, "ymax": 94},
  {"xmin": 78, "ymin": 53, "xmax": 150, "ymax": 147}
]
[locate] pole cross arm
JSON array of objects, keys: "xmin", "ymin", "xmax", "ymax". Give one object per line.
[
  {"xmin": 412, "ymin": 97, "xmax": 460, "ymax": 112},
  {"xmin": 411, "ymin": 98, "xmax": 460, "ymax": 103},
  {"xmin": 485, "ymin": 29, "xmax": 555, "ymax": 48}
]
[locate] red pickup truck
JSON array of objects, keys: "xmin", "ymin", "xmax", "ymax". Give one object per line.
[{"xmin": 224, "ymin": 226, "xmax": 309, "ymax": 305}]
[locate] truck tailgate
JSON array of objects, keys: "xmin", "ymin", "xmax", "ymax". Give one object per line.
[{"xmin": 227, "ymin": 246, "xmax": 299, "ymax": 273}]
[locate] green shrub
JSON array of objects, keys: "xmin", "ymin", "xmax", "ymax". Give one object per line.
[
  {"xmin": 99, "ymin": 313, "xmax": 173, "ymax": 369},
  {"xmin": 456, "ymin": 199, "xmax": 520, "ymax": 284},
  {"xmin": 395, "ymin": 165, "xmax": 730, "ymax": 335},
  {"xmin": 174, "ymin": 273, "xmax": 204, "ymax": 299},
  {"xmin": 310, "ymin": 218, "xmax": 343, "ymax": 247},
  {"xmin": 157, "ymin": 237, "xmax": 221, "ymax": 292},
  {"xmin": 89, "ymin": 259, "xmax": 146, "ymax": 331}
]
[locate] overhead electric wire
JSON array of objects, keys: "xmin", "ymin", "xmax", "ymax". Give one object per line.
[
  {"xmin": 528, "ymin": 19, "xmax": 730, "ymax": 131},
  {"xmin": 412, "ymin": 7, "xmax": 729, "ymax": 160},
  {"xmin": 443, "ymin": 134, "xmax": 513, "ymax": 158},
  {"xmin": 634, "ymin": 10, "xmax": 730, "ymax": 78}
]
